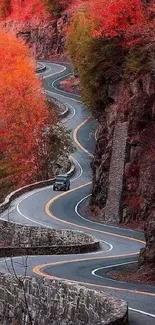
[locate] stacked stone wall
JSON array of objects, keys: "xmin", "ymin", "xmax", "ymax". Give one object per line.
[
  {"xmin": 0, "ymin": 220, "xmax": 99, "ymax": 257},
  {"xmin": 36, "ymin": 62, "xmax": 46, "ymax": 73},
  {"xmin": 0, "ymin": 274, "xmax": 128, "ymax": 325},
  {"xmin": 104, "ymin": 122, "xmax": 128, "ymax": 223}
]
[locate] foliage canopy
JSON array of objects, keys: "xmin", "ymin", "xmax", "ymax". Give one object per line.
[
  {"xmin": 0, "ymin": 29, "xmax": 73, "ymax": 201},
  {"xmin": 67, "ymin": 0, "xmax": 155, "ymax": 116}
]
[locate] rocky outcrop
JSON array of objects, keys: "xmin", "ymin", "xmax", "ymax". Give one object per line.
[
  {"xmin": 91, "ymin": 74, "xmax": 155, "ymax": 225},
  {"xmin": 1, "ymin": 15, "xmax": 70, "ymax": 60},
  {"xmin": 139, "ymin": 212, "xmax": 155, "ymax": 268},
  {"xmin": 90, "ymin": 72, "xmax": 155, "ymax": 272}
]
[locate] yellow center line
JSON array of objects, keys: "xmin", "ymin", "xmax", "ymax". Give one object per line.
[
  {"xmin": 45, "ymin": 182, "xmax": 144, "ymax": 244},
  {"xmin": 73, "ymin": 117, "xmax": 94, "ymax": 157},
  {"xmin": 33, "ymin": 265, "xmax": 155, "ymax": 297},
  {"xmin": 33, "ymin": 116, "xmax": 153, "ymax": 297}
]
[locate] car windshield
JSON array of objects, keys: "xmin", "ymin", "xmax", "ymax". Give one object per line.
[
  {"xmin": 56, "ymin": 176, "xmax": 67, "ymax": 181},
  {"xmin": 56, "ymin": 179, "xmax": 65, "ymax": 183}
]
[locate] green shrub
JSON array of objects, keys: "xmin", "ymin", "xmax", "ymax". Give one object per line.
[{"xmin": 125, "ymin": 47, "xmax": 148, "ymax": 77}]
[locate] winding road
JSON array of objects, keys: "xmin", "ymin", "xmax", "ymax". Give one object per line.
[{"xmin": 0, "ymin": 61, "xmax": 155, "ymax": 325}]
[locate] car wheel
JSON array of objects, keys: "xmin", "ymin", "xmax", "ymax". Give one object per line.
[{"xmin": 68, "ymin": 185, "xmax": 70, "ymax": 191}]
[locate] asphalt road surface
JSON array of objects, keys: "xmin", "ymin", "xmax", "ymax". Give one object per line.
[{"xmin": 0, "ymin": 61, "xmax": 155, "ymax": 325}]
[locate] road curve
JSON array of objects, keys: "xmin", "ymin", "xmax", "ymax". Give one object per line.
[{"xmin": 0, "ymin": 61, "xmax": 155, "ymax": 325}]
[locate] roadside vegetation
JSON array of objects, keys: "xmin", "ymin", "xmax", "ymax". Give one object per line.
[
  {"xmin": 0, "ymin": 0, "xmax": 75, "ymax": 19},
  {"xmin": 67, "ymin": 0, "xmax": 155, "ymax": 117},
  {"xmin": 0, "ymin": 29, "xmax": 73, "ymax": 202},
  {"xmin": 43, "ymin": 0, "xmax": 73, "ymax": 16}
]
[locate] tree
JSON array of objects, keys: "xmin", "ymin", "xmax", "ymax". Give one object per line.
[
  {"xmin": 0, "ymin": 29, "xmax": 55, "ymax": 188},
  {"xmin": 67, "ymin": 11, "xmax": 125, "ymax": 116},
  {"xmin": 67, "ymin": 1, "xmax": 155, "ymax": 116},
  {"xmin": 35, "ymin": 120, "xmax": 74, "ymax": 180},
  {"xmin": 86, "ymin": 0, "xmax": 146, "ymax": 39}
]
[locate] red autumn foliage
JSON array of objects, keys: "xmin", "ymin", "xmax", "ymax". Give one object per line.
[
  {"xmin": 0, "ymin": 0, "xmax": 81, "ymax": 20},
  {"xmin": 0, "ymin": 0, "xmax": 45, "ymax": 20},
  {"xmin": 124, "ymin": 197, "xmax": 144, "ymax": 210},
  {"xmin": 0, "ymin": 30, "xmax": 55, "ymax": 186},
  {"xmin": 85, "ymin": 0, "xmax": 155, "ymax": 46}
]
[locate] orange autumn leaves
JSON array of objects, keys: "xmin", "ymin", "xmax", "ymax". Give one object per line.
[
  {"xmin": 0, "ymin": 0, "xmax": 75, "ymax": 20},
  {"xmin": 0, "ymin": 30, "xmax": 54, "ymax": 186},
  {"xmin": 0, "ymin": 0, "xmax": 44, "ymax": 20}
]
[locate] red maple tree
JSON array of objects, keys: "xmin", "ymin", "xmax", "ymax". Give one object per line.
[{"xmin": 0, "ymin": 30, "xmax": 55, "ymax": 186}]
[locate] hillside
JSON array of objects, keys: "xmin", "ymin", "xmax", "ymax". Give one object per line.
[
  {"xmin": 1, "ymin": 0, "xmax": 155, "ymax": 286},
  {"xmin": 0, "ymin": 0, "xmax": 82, "ymax": 59},
  {"xmin": 67, "ymin": 0, "xmax": 155, "ymax": 279},
  {"xmin": 0, "ymin": 0, "xmax": 44, "ymax": 20},
  {"xmin": 0, "ymin": 0, "xmax": 82, "ymax": 20}
]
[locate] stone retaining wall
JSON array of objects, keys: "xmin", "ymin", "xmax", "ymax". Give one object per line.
[
  {"xmin": 47, "ymin": 95, "xmax": 69, "ymax": 118},
  {"xmin": 104, "ymin": 122, "xmax": 128, "ymax": 223},
  {"xmin": 0, "ymin": 220, "xmax": 99, "ymax": 257},
  {"xmin": 0, "ymin": 243, "xmax": 100, "ymax": 258},
  {"xmin": 36, "ymin": 63, "xmax": 46, "ymax": 73},
  {"xmin": 0, "ymin": 178, "xmax": 55, "ymax": 214},
  {"xmin": 0, "ymin": 275, "xmax": 128, "ymax": 325}
]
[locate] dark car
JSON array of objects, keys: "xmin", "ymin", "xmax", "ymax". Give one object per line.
[{"xmin": 53, "ymin": 174, "xmax": 70, "ymax": 191}]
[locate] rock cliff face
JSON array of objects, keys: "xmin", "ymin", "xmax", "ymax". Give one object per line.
[
  {"xmin": 1, "ymin": 15, "xmax": 70, "ymax": 60},
  {"xmin": 91, "ymin": 74, "xmax": 155, "ymax": 220},
  {"xmin": 139, "ymin": 212, "xmax": 155, "ymax": 268},
  {"xmin": 90, "ymin": 73, "xmax": 155, "ymax": 268},
  {"xmin": 90, "ymin": 73, "xmax": 155, "ymax": 269}
]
